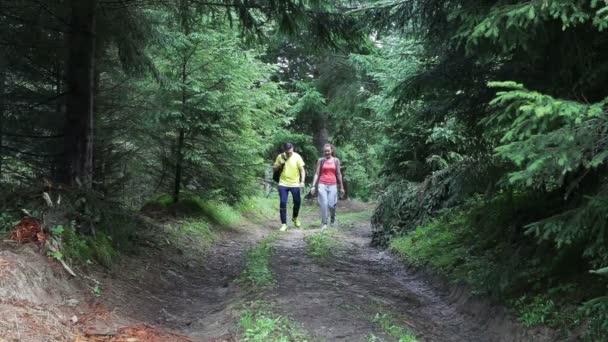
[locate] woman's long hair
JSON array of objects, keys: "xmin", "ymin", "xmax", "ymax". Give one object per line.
[{"xmin": 324, "ymin": 143, "xmax": 336, "ymax": 157}]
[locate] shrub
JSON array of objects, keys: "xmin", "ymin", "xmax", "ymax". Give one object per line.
[
  {"xmin": 90, "ymin": 233, "xmax": 117, "ymax": 268},
  {"xmin": 0, "ymin": 212, "xmax": 18, "ymax": 234},
  {"xmin": 62, "ymin": 226, "xmax": 93, "ymax": 262}
]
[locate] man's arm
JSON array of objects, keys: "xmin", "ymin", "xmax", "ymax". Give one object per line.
[{"xmin": 299, "ymin": 165, "xmax": 306, "ymax": 187}]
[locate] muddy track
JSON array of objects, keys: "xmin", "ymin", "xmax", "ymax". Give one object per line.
[
  {"xmin": 88, "ymin": 218, "xmax": 270, "ymax": 341},
  {"xmin": 90, "ymin": 203, "xmax": 518, "ymax": 341},
  {"xmin": 265, "ymin": 208, "xmax": 489, "ymax": 342}
]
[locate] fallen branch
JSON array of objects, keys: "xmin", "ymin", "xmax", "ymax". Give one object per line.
[
  {"xmin": 42, "ymin": 192, "xmax": 53, "ymax": 207},
  {"xmin": 47, "ymin": 244, "xmax": 77, "ymax": 277}
]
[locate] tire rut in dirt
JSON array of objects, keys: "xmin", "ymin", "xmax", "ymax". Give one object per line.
[
  {"xmin": 93, "ymin": 231, "xmax": 257, "ymax": 341},
  {"xmin": 266, "ymin": 227, "xmax": 490, "ymax": 342}
]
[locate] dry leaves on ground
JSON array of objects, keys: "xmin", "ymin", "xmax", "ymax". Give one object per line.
[{"xmin": 9, "ymin": 217, "xmax": 46, "ymax": 246}]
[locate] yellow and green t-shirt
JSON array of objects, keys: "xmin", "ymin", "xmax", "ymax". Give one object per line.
[{"xmin": 273, "ymin": 152, "xmax": 305, "ymax": 187}]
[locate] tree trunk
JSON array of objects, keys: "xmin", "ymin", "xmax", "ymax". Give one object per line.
[
  {"xmin": 63, "ymin": 0, "xmax": 97, "ymax": 187},
  {"xmin": 173, "ymin": 1, "xmax": 193, "ymax": 202},
  {"xmin": 50, "ymin": 60, "xmax": 63, "ymax": 183},
  {"xmin": 173, "ymin": 47, "xmax": 188, "ymax": 202},
  {"xmin": 173, "ymin": 129, "xmax": 185, "ymax": 202},
  {"xmin": 92, "ymin": 66, "xmax": 103, "ymax": 192},
  {"xmin": 0, "ymin": 55, "xmax": 5, "ymax": 183},
  {"xmin": 313, "ymin": 112, "xmax": 329, "ymax": 153}
]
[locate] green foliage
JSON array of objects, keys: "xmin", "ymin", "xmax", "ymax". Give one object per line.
[
  {"xmin": 336, "ymin": 143, "xmax": 381, "ymax": 200},
  {"xmin": 62, "ymin": 226, "xmax": 93, "ymax": 263},
  {"xmin": 389, "ymin": 193, "xmax": 607, "ymax": 336},
  {"xmin": 288, "ymin": 82, "xmax": 328, "ymax": 118},
  {"xmin": 358, "ymin": 0, "xmax": 608, "ymax": 338},
  {"xmin": 0, "ymin": 212, "xmax": 18, "ymax": 234},
  {"xmin": 390, "ymin": 193, "xmax": 558, "ymax": 295},
  {"xmin": 486, "ymin": 82, "xmax": 608, "ymax": 191},
  {"xmin": 581, "ymin": 295, "xmax": 608, "ymax": 341},
  {"xmin": 240, "ymin": 235, "xmax": 278, "ymax": 288},
  {"xmin": 581, "ymin": 266, "xmax": 608, "ymax": 340},
  {"xmin": 154, "ymin": 194, "xmax": 175, "ymax": 207},
  {"xmin": 237, "ymin": 196, "xmax": 278, "ymax": 220},
  {"xmin": 141, "ymin": 7, "xmax": 291, "ymax": 203},
  {"xmin": 512, "ymin": 290, "xmax": 583, "ymax": 329},
  {"xmin": 92, "ymin": 284, "xmax": 102, "ymax": 297},
  {"xmin": 164, "ymin": 194, "xmax": 243, "ymax": 226},
  {"xmin": 304, "ymin": 230, "xmax": 337, "ymax": 261},
  {"xmin": 90, "ymin": 233, "xmax": 118, "ymax": 268},
  {"xmin": 51, "ymin": 225, "xmax": 64, "ymax": 236},
  {"xmin": 47, "ymin": 250, "xmax": 63, "ymax": 261},
  {"xmin": 372, "ymin": 159, "xmax": 500, "ymax": 246},
  {"xmin": 239, "ymin": 302, "xmax": 311, "ymax": 342},
  {"xmin": 336, "ymin": 210, "xmax": 372, "ymax": 229},
  {"xmin": 198, "ymin": 201, "xmax": 242, "ymax": 227},
  {"xmin": 513, "ymin": 295, "xmax": 558, "ymax": 327},
  {"xmin": 525, "ymin": 192, "xmax": 608, "ymax": 267},
  {"xmin": 451, "ymin": 1, "xmax": 596, "ymax": 53},
  {"xmin": 177, "ymin": 219, "xmax": 217, "ymax": 250},
  {"xmin": 62, "ymin": 225, "xmax": 117, "ymax": 268},
  {"xmin": 372, "ymin": 312, "xmax": 417, "ymax": 342},
  {"xmin": 97, "ymin": 210, "xmax": 138, "ymax": 252},
  {"xmin": 367, "ymin": 334, "xmax": 380, "ymax": 342},
  {"xmin": 390, "ymin": 219, "xmax": 464, "ymax": 275}
]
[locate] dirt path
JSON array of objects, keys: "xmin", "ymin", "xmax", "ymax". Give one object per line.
[
  {"xmin": 84, "ymin": 217, "xmax": 270, "ymax": 341},
  {"xmin": 86, "ymin": 202, "xmax": 502, "ymax": 342},
  {"xmin": 264, "ymin": 204, "xmax": 489, "ymax": 342}
]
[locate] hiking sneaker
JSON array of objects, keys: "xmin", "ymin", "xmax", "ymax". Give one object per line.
[
  {"xmin": 293, "ymin": 218, "xmax": 301, "ymax": 228},
  {"xmin": 330, "ymin": 221, "xmax": 337, "ymax": 228},
  {"xmin": 320, "ymin": 224, "xmax": 328, "ymax": 230},
  {"xmin": 280, "ymin": 224, "xmax": 288, "ymax": 232}
]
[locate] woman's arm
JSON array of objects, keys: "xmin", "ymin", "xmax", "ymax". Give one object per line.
[{"xmin": 336, "ymin": 159, "xmax": 345, "ymax": 195}]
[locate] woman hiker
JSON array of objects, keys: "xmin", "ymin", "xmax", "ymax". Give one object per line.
[
  {"xmin": 310, "ymin": 143, "xmax": 345, "ymax": 229},
  {"xmin": 272, "ymin": 142, "xmax": 306, "ymax": 232}
]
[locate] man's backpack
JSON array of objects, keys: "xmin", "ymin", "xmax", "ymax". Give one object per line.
[{"xmin": 272, "ymin": 153, "xmax": 288, "ymax": 183}]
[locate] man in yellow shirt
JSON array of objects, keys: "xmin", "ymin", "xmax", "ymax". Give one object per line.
[{"xmin": 272, "ymin": 143, "xmax": 306, "ymax": 231}]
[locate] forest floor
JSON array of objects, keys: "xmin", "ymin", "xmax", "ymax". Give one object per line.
[{"xmin": 0, "ymin": 200, "xmax": 531, "ymax": 341}]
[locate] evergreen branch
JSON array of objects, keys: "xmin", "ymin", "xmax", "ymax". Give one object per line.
[
  {"xmin": 0, "ymin": 145, "xmax": 62, "ymax": 158},
  {"xmin": 0, "ymin": 132, "xmax": 64, "ymax": 140},
  {"xmin": 0, "ymin": 10, "xmax": 69, "ymax": 33}
]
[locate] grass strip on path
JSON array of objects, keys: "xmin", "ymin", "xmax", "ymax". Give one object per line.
[
  {"xmin": 371, "ymin": 312, "xmax": 418, "ymax": 342},
  {"xmin": 239, "ymin": 301, "xmax": 314, "ymax": 342},
  {"xmin": 304, "ymin": 229, "xmax": 338, "ymax": 262},
  {"xmin": 240, "ymin": 233, "xmax": 279, "ymax": 289},
  {"xmin": 237, "ymin": 232, "xmax": 315, "ymax": 341}
]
